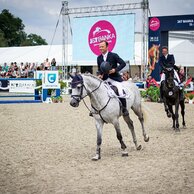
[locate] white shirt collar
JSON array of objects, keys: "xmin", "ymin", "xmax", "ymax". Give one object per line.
[{"xmin": 102, "ymin": 51, "xmax": 109, "ymax": 61}]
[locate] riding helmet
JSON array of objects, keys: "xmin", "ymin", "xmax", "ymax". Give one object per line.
[{"xmin": 100, "ymin": 61, "xmax": 112, "ymax": 74}]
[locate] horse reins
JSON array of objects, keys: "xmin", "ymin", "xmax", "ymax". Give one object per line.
[{"xmin": 72, "ymin": 79, "xmax": 111, "ymax": 123}]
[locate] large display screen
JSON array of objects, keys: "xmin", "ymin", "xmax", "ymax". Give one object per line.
[{"xmin": 72, "ymin": 14, "xmax": 135, "ymax": 63}]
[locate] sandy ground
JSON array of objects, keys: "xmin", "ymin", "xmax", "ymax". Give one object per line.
[{"xmin": 0, "ymin": 96, "xmax": 194, "ymax": 194}]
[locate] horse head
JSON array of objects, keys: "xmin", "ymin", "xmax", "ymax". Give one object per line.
[
  {"xmin": 69, "ymin": 74, "xmax": 84, "ymax": 107},
  {"xmin": 164, "ymin": 67, "xmax": 175, "ymax": 89}
]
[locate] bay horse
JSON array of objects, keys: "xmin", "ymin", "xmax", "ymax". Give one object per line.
[
  {"xmin": 70, "ymin": 73, "xmax": 149, "ymax": 160},
  {"xmin": 161, "ymin": 67, "xmax": 186, "ymax": 131}
]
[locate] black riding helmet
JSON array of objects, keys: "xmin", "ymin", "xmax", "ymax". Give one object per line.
[{"xmin": 100, "ymin": 61, "xmax": 112, "ymax": 74}]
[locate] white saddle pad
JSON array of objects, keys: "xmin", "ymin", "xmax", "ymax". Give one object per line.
[{"xmin": 104, "ymin": 81, "xmax": 130, "ymax": 98}]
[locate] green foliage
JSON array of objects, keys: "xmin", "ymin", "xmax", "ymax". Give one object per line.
[
  {"xmin": 51, "ymin": 96, "xmax": 63, "ymax": 103},
  {"xmin": 140, "ymin": 86, "xmax": 160, "ymax": 102},
  {"xmin": 188, "ymin": 94, "xmax": 194, "ymax": 100},
  {"xmin": 59, "ymin": 80, "xmax": 67, "ymax": 90},
  {"xmin": 0, "ymin": 9, "xmax": 26, "ymax": 46},
  {"xmin": 0, "ymin": 30, "xmax": 8, "ymax": 46},
  {"xmin": 21, "ymin": 33, "xmax": 47, "ymax": 46},
  {"xmin": 0, "ymin": 9, "xmax": 47, "ymax": 47}
]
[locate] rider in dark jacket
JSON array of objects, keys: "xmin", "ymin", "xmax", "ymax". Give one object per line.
[
  {"xmin": 159, "ymin": 46, "xmax": 183, "ymax": 101},
  {"xmin": 97, "ymin": 40, "xmax": 129, "ymax": 116}
]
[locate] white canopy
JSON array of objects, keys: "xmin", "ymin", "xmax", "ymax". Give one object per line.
[{"xmin": 0, "ymin": 39, "xmax": 193, "ymax": 67}]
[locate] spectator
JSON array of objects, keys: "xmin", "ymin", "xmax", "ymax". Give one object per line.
[
  {"xmin": 1, "ymin": 63, "xmax": 9, "ymax": 77},
  {"xmin": 178, "ymin": 66, "xmax": 185, "ymax": 83},
  {"xmin": 146, "ymin": 75, "xmax": 159, "ymax": 88},
  {"xmin": 51, "ymin": 58, "xmax": 56, "ymax": 70},
  {"xmin": 44, "ymin": 58, "xmax": 50, "ymax": 70}
]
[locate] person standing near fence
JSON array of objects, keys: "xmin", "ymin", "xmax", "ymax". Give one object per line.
[
  {"xmin": 44, "ymin": 58, "xmax": 50, "ymax": 70},
  {"xmin": 51, "ymin": 58, "xmax": 56, "ymax": 70}
]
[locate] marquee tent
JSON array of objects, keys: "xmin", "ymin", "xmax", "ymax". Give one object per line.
[{"xmin": 0, "ymin": 39, "xmax": 193, "ymax": 67}]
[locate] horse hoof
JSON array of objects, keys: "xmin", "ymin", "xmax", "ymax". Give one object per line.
[
  {"xmin": 137, "ymin": 145, "xmax": 142, "ymax": 150},
  {"xmin": 175, "ymin": 128, "xmax": 180, "ymax": 133},
  {"xmin": 183, "ymin": 125, "xmax": 186, "ymax": 129},
  {"xmin": 122, "ymin": 151, "xmax": 129, "ymax": 157},
  {"xmin": 167, "ymin": 113, "xmax": 172, "ymax": 118},
  {"xmin": 144, "ymin": 136, "xmax": 149, "ymax": 142},
  {"xmin": 91, "ymin": 155, "xmax": 101, "ymax": 161}
]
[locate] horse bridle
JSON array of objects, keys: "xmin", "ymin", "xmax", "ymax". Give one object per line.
[
  {"xmin": 71, "ymin": 78, "xmax": 111, "ymax": 123},
  {"xmin": 165, "ymin": 68, "xmax": 175, "ymax": 89},
  {"xmin": 71, "ymin": 79, "xmax": 102, "ymax": 103}
]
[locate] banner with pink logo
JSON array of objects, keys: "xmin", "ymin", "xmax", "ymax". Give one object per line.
[{"xmin": 72, "ymin": 14, "xmax": 135, "ymax": 63}]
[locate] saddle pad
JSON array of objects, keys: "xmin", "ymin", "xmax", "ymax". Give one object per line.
[{"xmin": 104, "ymin": 81, "xmax": 130, "ymax": 98}]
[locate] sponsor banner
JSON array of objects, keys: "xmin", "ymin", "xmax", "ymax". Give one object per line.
[
  {"xmin": 0, "ymin": 80, "xmax": 9, "ymax": 91},
  {"xmin": 72, "ymin": 14, "xmax": 135, "ymax": 62},
  {"xmin": 9, "ymin": 80, "xmax": 35, "ymax": 93},
  {"xmin": 148, "ymin": 15, "xmax": 194, "ymax": 81},
  {"xmin": 148, "ymin": 17, "xmax": 161, "ymax": 81},
  {"xmin": 34, "ymin": 71, "xmax": 44, "ymax": 80},
  {"xmin": 43, "ymin": 71, "xmax": 60, "ymax": 89}
]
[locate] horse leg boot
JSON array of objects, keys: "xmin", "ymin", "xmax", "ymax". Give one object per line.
[
  {"xmin": 174, "ymin": 101, "xmax": 180, "ymax": 132},
  {"xmin": 168, "ymin": 105, "xmax": 176, "ymax": 129},
  {"xmin": 92, "ymin": 120, "xmax": 104, "ymax": 161},
  {"xmin": 159, "ymin": 81, "xmax": 164, "ymax": 103},
  {"xmin": 119, "ymin": 98, "xmax": 129, "ymax": 116},
  {"xmin": 180, "ymin": 100, "xmax": 186, "ymax": 128},
  {"xmin": 113, "ymin": 122, "xmax": 128, "ymax": 157}
]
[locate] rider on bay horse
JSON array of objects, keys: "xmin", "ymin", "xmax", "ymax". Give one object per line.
[
  {"xmin": 159, "ymin": 46, "xmax": 184, "ymax": 101},
  {"xmin": 97, "ymin": 40, "xmax": 129, "ymax": 116}
]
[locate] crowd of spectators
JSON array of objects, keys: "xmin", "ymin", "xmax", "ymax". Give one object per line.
[{"xmin": 0, "ymin": 58, "xmax": 57, "ymax": 78}]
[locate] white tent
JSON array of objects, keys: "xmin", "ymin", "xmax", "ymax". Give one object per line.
[
  {"xmin": 169, "ymin": 39, "xmax": 194, "ymax": 67},
  {"xmin": 0, "ymin": 45, "xmax": 65, "ymax": 65},
  {"xmin": 0, "ymin": 39, "xmax": 193, "ymax": 67}
]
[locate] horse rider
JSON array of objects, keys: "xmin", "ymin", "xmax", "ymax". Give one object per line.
[
  {"xmin": 159, "ymin": 46, "xmax": 183, "ymax": 100},
  {"xmin": 97, "ymin": 40, "xmax": 129, "ymax": 116}
]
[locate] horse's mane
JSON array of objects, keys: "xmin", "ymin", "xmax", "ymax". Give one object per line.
[{"xmin": 83, "ymin": 73, "xmax": 103, "ymax": 82}]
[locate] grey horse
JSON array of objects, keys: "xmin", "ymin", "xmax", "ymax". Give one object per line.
[{"xmin": 70, "ymin": 73, "xmax": 149, "ymax": 160}]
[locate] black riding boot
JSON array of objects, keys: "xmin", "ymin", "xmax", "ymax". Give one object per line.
[{"xmin": 119, "ymin": 98, "xmax": 129, "ymax": 116}]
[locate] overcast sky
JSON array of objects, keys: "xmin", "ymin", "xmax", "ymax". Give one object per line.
[{"xmin": 0, "ymin": 0, "xmax": 194, "ymax": 44}]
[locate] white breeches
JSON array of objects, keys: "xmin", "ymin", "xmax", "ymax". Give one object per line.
[
  {"xmin": 160, "ymin": 70, "xmax": 180, "ymax": 86},
  {"xmin": 106, "ymin": 78, "xmax": 125, "ymax": 97}
]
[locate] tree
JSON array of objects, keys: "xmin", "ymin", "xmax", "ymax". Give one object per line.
[
  {"xmin": 0, "ymin": 9, "xmax": 26, "ymax": 46},
  {"xmin": 21, "ymin": 33, "xmax": 47, "ymax": 46},
  {"xmin": 0, "ymin": 30, "xmax": 8, "ymax": 47},
  {"xmin": 0, "ymin": 9, "xmax": 48, "ymax": 47}
]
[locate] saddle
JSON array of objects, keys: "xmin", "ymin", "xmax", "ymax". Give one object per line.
[
  {"xmin": 105, "ymin": 81, "xmax": 129, "ymax": 98},
  {"xmin": 110, "ymin": 84, "xmax": 119, "ymax": 96}
]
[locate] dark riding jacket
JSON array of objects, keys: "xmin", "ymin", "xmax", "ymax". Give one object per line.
[
  {"xmin": 159, "ymin": 54, "xmax": 179, "ymax": 73},
  {"xmin": 97, "ymin": 52, "xmax": 126, "ymax": 82}
]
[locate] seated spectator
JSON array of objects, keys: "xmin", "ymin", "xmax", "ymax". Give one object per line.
[
  {"xmin": 2, "ymin": 63, "xmax": 9, "ymax": 76},
  {"xmin": 146, "ymin": 75, "xmax": 159, "ymax": 88}
]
